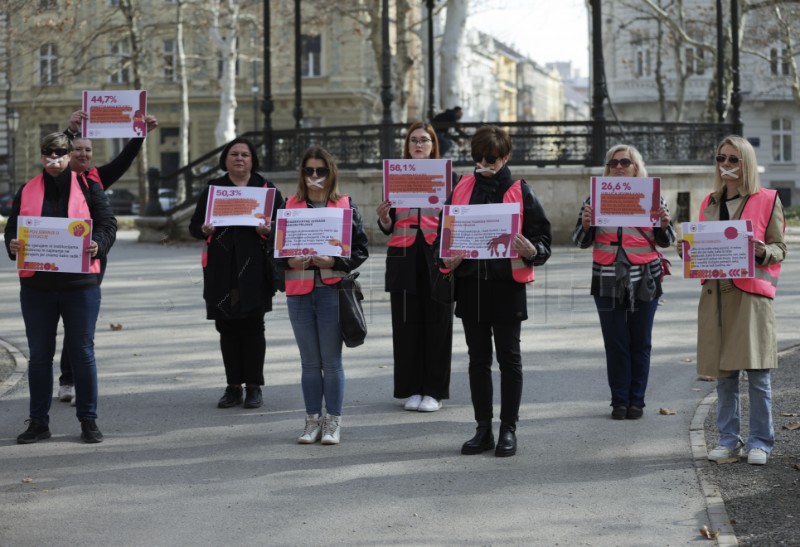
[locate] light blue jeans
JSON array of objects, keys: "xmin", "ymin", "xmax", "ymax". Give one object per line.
[
  {"xmin": 716, "ymin": 369, "xmax": 773, "ymax": 453},
  {"xmin": 287, "ymin": 285, "xmax": 344, "ymax": 416}
]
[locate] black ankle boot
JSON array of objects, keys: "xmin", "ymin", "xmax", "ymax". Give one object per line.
[
  {"xmin": 461, "ymin": 420, "xmax": 495, "ymax": 455},
  {"xmin": 243, "ymin": 386, "xmax": 263, "ymax": 409},
  {"xmin": 495, "ymin": 422, "xmax": 517, "ymax": 457},
  {"xmin": 217, "ymin": 385, "xmax": 243, "ymax": 408}
]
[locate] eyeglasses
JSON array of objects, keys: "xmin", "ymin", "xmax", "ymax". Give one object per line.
[
  {"xmin": 472, "ymin": 153, "xmax": 499, "ymax": 164},
  {"xmin": 409, "ymin": 138, "xmax": 432, "ymax": 146},
  {"xmin": 606, "ymin": 158, "xmax": 633, "ymax": 168},
  {"xmin": 303, "ymin": 166, "xmax": 329, "ymax": 177},
  {"xmin": 41, "ymin": 148, "xmax": 70, "ymax": 157},
  {"xmin": 715, "ymin": 155, "xmax": 740, "ymax": 164}
]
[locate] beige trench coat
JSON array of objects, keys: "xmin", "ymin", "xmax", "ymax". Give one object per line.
[{"xmin": 695, "ymin": 189, "xmax": 786, "ymax": 378}]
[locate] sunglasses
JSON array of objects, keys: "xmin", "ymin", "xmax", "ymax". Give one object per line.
[
  {"xmin": 715, "ymin": 155, "xmax": 740, "ymax": 164},
  {"xmin": 472, "ymin": 154, "xmax": 499, "ymax": 164},
  {"xmin": 303, "ymin": 166, "xmax": 329, "ymax": 177},
  {"xmin": 41, "ymin": 148, "xmax": 70, "ymax": 157},
  {"xmin": 606, "ymin": 158, "xmax": 633, "ymax": 168}
]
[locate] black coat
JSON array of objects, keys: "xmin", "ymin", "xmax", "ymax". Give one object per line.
[
  {"xmin": 437, "ymin": 165, "xmax": 552, "ymax": 323},
  {"xmin": 189, "ymin": 173, "xmax": 285, "ymax": 320},
  {"xmin": 4, "ymin": 168, "xmax": 117, "ymax": 291}
]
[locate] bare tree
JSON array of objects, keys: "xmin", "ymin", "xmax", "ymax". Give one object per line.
[
  {"xmin": 176, "ymin": 0, "xmax": 190, "ymax": 202},
  {"xmin": 439, "ymin": 0, "xmax": 468, "ymax": 109}
]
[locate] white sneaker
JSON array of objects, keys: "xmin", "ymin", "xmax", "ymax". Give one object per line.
[
  {"xmin": 403, "ymin": 394, "xmax": 423, "ymax": 411},
  {"xmin": 320, "ymin": 415, "xmax": 341, "ymax": 445},
  {"xmin": 58, "ymin": 385, "xmax": 74, "ymax": 402},
  {"xmin": 708, "ymin": 442, "xmax": 743, "ymax": 461},
  {"xmin": 417, "ymin": 396, "xmax": 442, "ymax": 412},
  {"xmin": 747, "ymin": 447, "xmax": 768, "ymax": 465},
  {"xmin": 70, "ymin": 395, "xmax": 76, "ymax": 407},
  {"xmin": 297, "ymin": 414, "xmax": 322, "ymax": 444}
]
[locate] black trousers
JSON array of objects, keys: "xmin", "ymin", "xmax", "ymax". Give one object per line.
[
  {"xmin": 391, "ymin": 291, "xmax": 453, "ymax": 400},
  {"xmin": 215, "ymin": 317, "xmax": 266, "ymax": 386},
  {"xmin": 461, "ymin": 319, "xmax": 522, "ymax": 424}
]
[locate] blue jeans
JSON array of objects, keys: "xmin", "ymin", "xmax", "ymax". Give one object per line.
[
  {"xmin": 716, "ymin": 370, "xmax": 773, "ymax": 453},
  {"xmin": 21, "ymin": 285, "xmax": 101, "ymax": 425},
  {"xmin": 594, "ymin": 296, "xmax": 658, "ymax": 408},
  {"xmin": 287, "ymin": 285, "xmax": 344, "ymax": 416}
]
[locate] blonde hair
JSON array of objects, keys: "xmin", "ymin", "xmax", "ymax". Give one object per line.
[
  {"xmin": 712, "ymin": 135, "xmax": 760, "ymax": 196},
  {"xmin": 294, "ymin": 146, "xmax": 341, "ymax": 203},
  {"xmin": 603, "ymin": 144, "xmax": 646, "ymax": 177}
]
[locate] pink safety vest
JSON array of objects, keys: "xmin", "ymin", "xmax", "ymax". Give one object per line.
[
  {"xmin": 450, "ymin": 175, "xmax": 534, "ymax": 283},
  {"xmin": 17, "ymin": 172, "xmax": 99, "ymax": 277},
  {"xmin": 699, "ymin": 189, "xmax": 783, "ymax": 298},
  {"xmin": 592, "ymin": 226, "xmax": 660, "ymax": 265},
  {"xmin": 283, "ymin": 195, "xmax": 351, "ymax": 296},
  {"xmin": 387, "ymin": 208, "xmax": 440, "ymax": 247}
]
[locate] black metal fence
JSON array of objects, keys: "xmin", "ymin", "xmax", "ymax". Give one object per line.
[{"xmin": 150, "ymin": 121, "xmax": 734, "ymax": 215}]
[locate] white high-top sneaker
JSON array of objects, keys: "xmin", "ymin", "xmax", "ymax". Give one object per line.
[
  {"xmin": 320, "ymin": 414, "xmax": 341, "ymax": 445},
  {"xmin": 297, "ymin": 414, "xmax": 322, "ymax": 444}
]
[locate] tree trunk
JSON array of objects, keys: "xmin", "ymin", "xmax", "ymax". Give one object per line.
[
  {"xmin": 212, "ymin": 0, "xmax": 239, "ymax": 147},
  {"xmin": 439, "ymin": 0, "xmax": 467, "ymax": 110},
  {"xmin": 177, "ymin": 0, "xmax": 190, "ymax": 202}
]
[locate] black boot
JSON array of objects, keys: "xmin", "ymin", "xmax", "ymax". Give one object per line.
[
  {"xmin": 461, "ymin": 420, "xmax": 495, "ymax": 455},
  {"xmin": 243, "ymin": 386, "xmax": 263, "ymax": 409},
  {"xmin": 495, "ymin": 422, "xmax": 517, "ymax": 457},
  {"xmin": 217, "ymin": 385, "xmax": 243, "ymax": 408}
]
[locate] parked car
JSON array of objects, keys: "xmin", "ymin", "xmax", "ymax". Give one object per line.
[
  {"xmin": 159, "ymin": 188, "xmax": 177, "ymax": 211},
  {"xmin": 0, "ymin": 192, "xmax": 16, "ymax": 216},
  {"xmin": 105, "ymin": 188, "xmax": 138, "ymax": 215}
]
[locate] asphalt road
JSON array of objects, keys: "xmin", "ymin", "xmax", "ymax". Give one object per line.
[{"xmin": 1, "ymin": 231, "xmax": 799, "ymax": 546}]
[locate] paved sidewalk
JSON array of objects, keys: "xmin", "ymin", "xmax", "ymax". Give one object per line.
[{"xmin": 1, "ymin": 231, "xmax": 799, "ymax": 546}]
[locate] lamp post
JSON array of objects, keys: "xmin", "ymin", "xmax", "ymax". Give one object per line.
[{"xmin": 7, "ymin": 108, "xmax": 19, "ymax": 193}]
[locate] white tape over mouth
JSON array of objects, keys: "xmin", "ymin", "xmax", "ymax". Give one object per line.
[
  {"xmin": 475, "ymin": 163, "xmax": 497, "ymax": 175},
  {"xmin": 305, "ymin": 177, "xmax": 326, "ymax": 189},
  {"xmin": 46, "ymin": 157, "xmax": 62, "ymax": 167},
  {"xmin": 720, "ymin": 166, "xmax": 739, "ymax": 178}
]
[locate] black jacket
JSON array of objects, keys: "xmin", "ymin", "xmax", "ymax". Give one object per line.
[
  {"xmin": 189, "ymin": 172, "xmax": 285, "ymax": 320},
  {"xmin": 4, "ymin": 168, "xmax": 117, "ymax": 291}
]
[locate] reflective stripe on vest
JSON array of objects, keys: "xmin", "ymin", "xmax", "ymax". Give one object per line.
[
  {"xmin": 700, "ymin": 189, "xmax": 782, "ymax": 298},
  {"xmin": 592, "ymin": 227, "xmax": 660, "ymax": 265},
  {"xmin": 284, "ymin": 195, "xmax": 350, "ymax": 295},
  {"xmin": 18, "ymin": 172, "xmax": 99, "ymax": 277},
  {"xmin": 387, "ymin": 208, "xmax": 440, "ymax": 247},
  {"xmin": 450, "ymin": 175, "xmax": 534, "ymax": 283}
]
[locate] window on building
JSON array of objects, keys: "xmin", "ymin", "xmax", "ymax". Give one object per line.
[
  {"xmin": 109, "ymin": 40, "xmax": 130, "ymax": 84},
  {"xmin": 40, "ymin": 0, "xmax": 57, "ymax": 7},
  {"xmin": 634, "ymin": 48, "xmax": 651, "ymax": 77},
  {"xmin": 110, "ymin": 139, "xmax": 127, "ymax": 158},
  {"xmin": 108, "ymin": 0, "xmax": 119, "ymax": 5},
  {"xmin": 696, "ymin": 48, "xmax": 705, "ymax": 75},
  {"xmin": 686, "ymin": 47, "xmax": 695, "ymax": 75},
  {"xmin": 163, "ymin": 39, "xmax": 176, "ymax": 81},
  {"xmin": 770, "ymin": 47, "xmax": 791, "ymax": 76},
  {"xmin": 38, "ymin": 44, "xmax": 59, "ymax": 85},
  {"xmin": 301, "ymin": 34, "xmax": 321, "ymax": 78},
  {"xmin": 772, "ymin": 118, "xmax": 792, "ymax": 162}
]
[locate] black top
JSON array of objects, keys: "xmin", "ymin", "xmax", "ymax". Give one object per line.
[
  {"xmin": 4, "ymin": 168, "xmax": 117, "ymax": 291},
  {"xmin": 189, "ymin": 173, "xmax": 285, "ymax": 320}
]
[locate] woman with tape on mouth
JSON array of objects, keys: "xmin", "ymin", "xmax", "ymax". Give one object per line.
[
  {"xmin": 5, "ymin": 132, "xmax": 116, "ymax": 444},
  {"xmin": 694, "ymin": 136, "xmax": 786, "ymax": 466}
]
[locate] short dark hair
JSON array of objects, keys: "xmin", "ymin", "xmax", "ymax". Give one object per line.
[
  {"xmin": 218, "ymin": 137, "xmax": 260, "ymax": 173},
  {"xmin": 470, "ymin": 125, "xmax": 512, "ymax": 160}
]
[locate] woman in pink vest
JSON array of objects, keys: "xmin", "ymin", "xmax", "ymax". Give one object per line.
[
  {"xmin": 376, "ymin": 122, "xmax": 453, "ymax": 413},
  {"xmin": 189, "ymin": 137, "xmax": 284, "ymax": 410},
  {"xmin": 55, "ymin": 110, "xmax": 159, "ymax": 406},
  {"xmin": 438, "ymin": 125, "xmax": 552, "ymax": 457},
  {"xmin": 4, "ymin": 132, "xmax": 117, "ymax": 444},
  {"xmin": 572, "ymin": 144, "xmax": 675, "ymax": 421},
  {"xmin": 282, "ymin": 146, "xmax": 369, "ymax": 445},
  {"xmin": 695, "ymin": 136, "xmax": 786, "ymax": 466}
]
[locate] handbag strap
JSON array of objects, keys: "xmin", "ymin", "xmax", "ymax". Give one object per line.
[{"xmin": 635, "ymin": 227, "xmax": 664, "ymax": 259}]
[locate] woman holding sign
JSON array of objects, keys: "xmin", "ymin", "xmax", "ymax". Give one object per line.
[
  {"xmin": 189, "ymin": 137, "xmax": 284, "ymax": 410},
  {"xmin": 438, "ymin": 125, "xmax": 552, "ymax": 457},
  {"xmin": 695, "ymin": 136, "xmax": 786, "ymax": 466},
  {"xmin": 573, "ymin": 144, "xmax": 675, "ymax": 420},
  {"xmin": 282, "ymin": 146, "xmax": 369, "ymax": 445},
  {"xmin": 376, "ymin": 122, "xmax": 453, "ymax": 413},
  {"xmin": 4, "ymin": 132, "xmax": 116, "ymax": 444}
]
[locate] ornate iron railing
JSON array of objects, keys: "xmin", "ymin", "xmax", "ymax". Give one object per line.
[{"xmin": 147, "ymin": 120, "xmax": 734, "ymax": 215}]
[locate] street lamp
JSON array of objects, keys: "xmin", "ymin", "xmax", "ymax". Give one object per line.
[{"xmin": 7, "ymin": 108, "xmax": 19, "ymax": 193}]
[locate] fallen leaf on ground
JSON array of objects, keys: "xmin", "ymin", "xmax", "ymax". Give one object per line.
[
  {"xmin": 659, "ymin": 407, "xmax": 677, "ymax": 415},
  {"xmin": 21, "ymin": 477, "xmax": 32, "ymax": 483},
  {"xmin": 780, "ymin": 411, "xmax": 799, "ymax": 417},
  {"xmin": 700, "ymin": 525, "xmax": 720, "ymax": 539},
  {"xmin": 783, "ymin": 422, "xmax": 800, "ymax": 431},
  {"xmin": 110, "ymin": 323, "xmax": 123, "ymax": 331},
  {"xmin": 715, "ymin": 457, "xmax": 739, "ymax": 465},
  {"xmin": 697, "ymin": 375, "xmax": 715, "ymax": 382}
]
